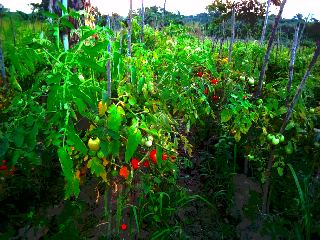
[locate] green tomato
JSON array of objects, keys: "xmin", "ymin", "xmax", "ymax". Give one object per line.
[
  {"xmin": 111, "ymin": 170, "xmax": 118, "ymax": 176},
  {"xmin": 78, "ymin": 74, "xmax": 85, "ymax": 81},
  {"xmin": 285, "ymin": 142, "xmax": 293, "ymax": 154},
  {"xmin": 248, "ymin": 77, "xmax": 255, "ymax": 86},
  {"xmin": 279, "ymin": 135, "xmax": 285, "ymax": 143},
  {"xmin": 89, "ymin": 150, "xmax": 97, "ymax": 157},
  {"xmin": 145, "ymin": 140, "xmax": 153, "ymax": 147},
  {"xmin": 240, "ymin": 76, "xmax": 246, "ymax": 81},
  {"xmin": 97, "ymin": 150, "xmax": 104, "ymax": 159},
  {"xmin": 257, "ymin": 99, "xmax": 263, "ymax": 105},
  {"xmin": 267, "ymin": 134, "xmax": 274, "ymax": 141},
  {"xmin": 147, "ymin": 135, "xmax": 154, "ymax": 142},
  {"xmin": 272, "ymin": 138, "xmax": 280, "ymax": 145},
  {"xmin": 310, "ymin": 108, "xmax": 315, "ymax": 113}
]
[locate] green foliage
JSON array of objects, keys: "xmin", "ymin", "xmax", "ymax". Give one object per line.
[{"xmin": 1, "ymin": 9, "xmax": 320, "ymax": 239}]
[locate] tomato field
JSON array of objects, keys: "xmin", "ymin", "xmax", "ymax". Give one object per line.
[{"xmin": 0, "ymin": 0, "xmax": 320, "ymax": 239}]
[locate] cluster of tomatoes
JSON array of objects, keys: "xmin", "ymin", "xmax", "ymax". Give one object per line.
[
  {"xmin": 197, "ymin": 71, "xmax": 220, "ymax": 101},
  {"xmin": 119, "ymin": 149, "xmax": 169, "ymax": 180},
  {"xmin": 0, "ymin": 160, "xmax": 7, "ymax": 171},
  {"xmin": 87, "ymin": 134, "xmax": 175, "ymax": 181},
  {"xmin": 0, "ymin": 160, "xmax": 15, "ymax": 176}
]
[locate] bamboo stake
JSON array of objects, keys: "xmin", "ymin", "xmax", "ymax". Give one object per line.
[
  {"xmin": 260, "ymin": 0, "xmax": 271, "ymax": 46},
  {"xmin": 62, "ymin": 0, "xmax": 69, "ymax": 51},
  {"xmin": 141, "ymin": 0, "xmax": 145, "ymax": 43},
  {"xmin": 9, "ymin": 15, "xmax": 16, "ymax": 46},
  {"xmin": 106, "ymin": 15, "xmax": 111, "ymax": 100},
  {"xmin": 255, "ymin": 0, "xmax": 287, "ymax": 98},
  {"xmin": 0, "ymin": 39, "xmax": 8, "ymax": 89},
  {"xmin": 228, "ymin": 6, "xmax": 235, "ymax": 63},
  {"xmin": 162, "ymin": 0, "xmax": 167, "ymax": 28},
  {"xmin": 286, "ymin": 24, "xmax": 300, "ymax": 107},
  {"xmin": 127, "ymin": 0, "xmax": 132, "ymax": 57}
]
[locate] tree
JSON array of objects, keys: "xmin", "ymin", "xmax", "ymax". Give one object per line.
[
  {"xmin": 0, "ymin": 4, "xmax": 9, "ymax": 14},
  {"xmin": 206, "ymin": 0, "xmax": 266, "ymax": 38}
]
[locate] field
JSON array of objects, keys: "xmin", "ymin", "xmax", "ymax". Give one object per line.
[{"xmin": 1, "ymin": 4, "xmax": 320, "ymax": 240}]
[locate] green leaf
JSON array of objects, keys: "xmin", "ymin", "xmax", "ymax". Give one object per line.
[
  {"xmin": 221, "ymin": 109, "xmax": 232, "ymax": 123},
  {"xmin": 277, "ymin": 167, "xmax": 284, "ymax": 176},
  {"xmin": 110, "ymin": 140, "xmax": 120, "ymax": 157},
  {"xmin": 131, "ymin": 66, "xmax": 137, "ymax": 84},
  {"xmin": 0, "ymin": 136, "xmax": 9, "ymax": 158},
  {"xmin": 125, "ymin": 127, "xmax": 142, "ymax": 163},
  {"xmin": 74, "ymin": 98, "xmax": 87, "ymax": 115},
  {"xmin": 46, "ymin": 73, "xmax": 62, "ymax": 85},
  {"xmin": 43, "ymin": 11, "xmax": 59, "ymax": 19},
  {"xmin": 67, "ymin": 126, "xmax": 87, "ymax": 155},
  {"xmin": 128, "ymin": 97, "xmax": 137, "ymax": 106},
  {"xmin": 234, "ymin": 132, "xmax": 241, "ymax": 142},
  {"xmin": 154, "ymin": 177, "xmax": 161, "ymax": 184},
  {"xmin": 87, "ymin": 157, "xmax": 105, "ymax": 176},
  {"xmin": 131, "ymin": 206, "xmax": 140, "ymax": 233},
  {"xmin": 81, "ymin": 29, "xmax": 97, "ymax": 41},
  {"xmin": 58, "ymin": 147, "xmax": 74, "ymax": 180},
  {"xmin": 12, "ymin": 150, "xmax": 21, "ymax": 165},
  {"xmin": 14, "ymin": 128, "xmax": 25, "ymax": 148},
  {"xmin": 61, "ymin": 17, "xmax": 75, "ymax": 29},
  {"xmin": 156, "ymin": 145, "xmax": 163, "ymax": 164},
  {"xmin": 100, "ymin": 141, "xmax": 110, "ymax": 157},
  {"xmin": 285, "ymin": 121, "xmax": 295, "ymax": 131},
  {"xmin": 137, "ymin": 77, "xmax": 145, "ymax": 93},
  {"xmin": 65, "ymin": 177, "xmax": 80, "ymax": 199},
  {"xmin": 78, "ymin": 56, "xmax": 105, "ymax": 73},
  {"xmin": 108, "ymin": 104, "xmax": 125, "ymax": 133},
  {"xmin": 25, "ymin": 123, "xmax": 39, "ymax": 151},
  {"xmin": 58, "ymin": 147, "xmax": 80, "ymax": 198},
  {"xmin": 47, "ymin": 86, "xmax": 61, "ymax": 111}
]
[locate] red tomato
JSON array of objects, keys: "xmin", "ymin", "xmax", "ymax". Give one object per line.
[
  {"xmin": 162, "ymin": 153, "xmax": 167, "ymax": 161},
  {"xmin": 119, "ymin": 166, "xmax": 129, "ymax": 179},
  {"xmin": 197, "ymin": 72, "xmax": 203, "ymax": 77},
  {"xmin": 131, "ymin": 158, "xmax": 139, "ymax": 170},
  {"xmin": 121, "ymin": 223, "xmax": 127, "ymax": 230},
  {"xmin": 150, "ymin": 149, "xmax": 157, "ymax": 164},
  {"xmin": 204, "ymin": 87, "xmax": 209, "ymax": 95},
  {"xmin": 0, "ymin": 165, "xmax": 7, "ymax": 171},
  {"xmin": 212, "ymin": 95, "xmax": 219, "ymax": 101},
  {"xmin": 143, "ymin": 161, "xmax": 150, "ymax": 168},
  {"xmin": 211, "ymin": 79, "xmax": 218, "ymax": 85}
]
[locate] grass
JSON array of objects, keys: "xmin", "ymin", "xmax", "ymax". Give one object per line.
[{"xmin": 0, "ymin": 13, "xmax": 45, "ymax": 45}]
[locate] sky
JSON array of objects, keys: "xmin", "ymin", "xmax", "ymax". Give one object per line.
[{"xmin": 1, "ymin": 0, "xmax": 320, "ymax": 20}]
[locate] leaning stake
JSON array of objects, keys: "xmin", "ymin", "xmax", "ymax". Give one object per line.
[{"xmin": 255, "ymin": 0, "xmax": 287, "ymax": 98}]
